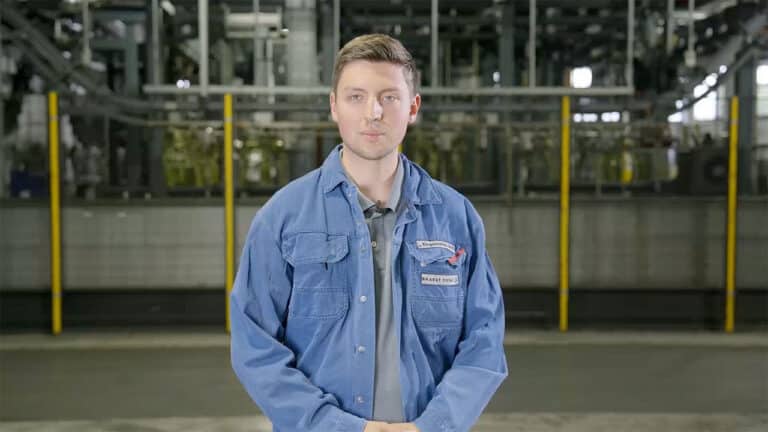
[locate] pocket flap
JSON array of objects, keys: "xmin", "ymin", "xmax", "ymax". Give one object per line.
[
  {"xmin": 405, "ymin": 241, "xmax": 457, "ymax": 265},
  {"xmin": 284, "ymin": 232, "xmax": 349, "ymax": 265}
]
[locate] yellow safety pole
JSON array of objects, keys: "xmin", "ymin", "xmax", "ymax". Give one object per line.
[
  {"xmin": 224, "ymin": 94, "xmax": 235, "ymax": 332},
  {"xmin": 559, "ymin": 96, "xmax": 571, "ymax": 332},
  {"xmin": 48, "ymin": 92, "xmax": 62, "ymax": 335},
  {"xmin": 725, "ymin": 96, "xmax": 739, "ymax": 333}
]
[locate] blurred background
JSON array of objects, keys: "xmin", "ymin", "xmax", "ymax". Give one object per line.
[{"xmin": 0, "ymin": 1, "xmax": 766, "ymax": 431}]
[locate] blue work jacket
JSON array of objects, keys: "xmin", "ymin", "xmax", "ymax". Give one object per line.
[{"xmin": 230, "ymin": 145, "xmax": 508, "ymax": 432}]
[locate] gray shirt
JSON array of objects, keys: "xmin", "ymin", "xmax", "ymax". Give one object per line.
[{"xmin": 343, "ymin": 155, "xmax": 405, "ymax": 422}]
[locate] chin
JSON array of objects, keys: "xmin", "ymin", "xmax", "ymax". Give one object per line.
[{"xmin": 345, "ymin": 142, "xmax": 397, "ymax": 161}]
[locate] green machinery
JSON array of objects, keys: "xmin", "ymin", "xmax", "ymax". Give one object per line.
[
  {"xmin": 236, "ymin": 128, "xmax": 289, "ymax": 188},
  {"xmin": 162, "ymin": 128, "xmax": 221, "ymax": 188},
  {"xmin": 162, "ymin": 126, "xmax": 291, "ymax": 190},
  {"xmin": 406, "ymin": 125, "xmax": 470, "ymax": 184}
]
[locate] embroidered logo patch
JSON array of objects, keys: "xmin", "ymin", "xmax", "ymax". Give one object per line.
[
  {"xmin": 421, "ymin": 273, "xmax": 460, "ymax": 286},
  {"xmin": 416, "ymin": 240, "xmax": 455, "ymax": 253}
]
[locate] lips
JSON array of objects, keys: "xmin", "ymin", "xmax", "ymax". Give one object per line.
[{"xmin": 361, "ymin": 131, "xmax": 384, "ymax": 136}]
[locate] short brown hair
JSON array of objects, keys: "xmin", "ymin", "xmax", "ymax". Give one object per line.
[{"xmin": 332, "ymin": 34, "xmax": 418, "ymax": 95}]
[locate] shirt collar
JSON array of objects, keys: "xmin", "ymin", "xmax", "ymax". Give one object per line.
[
  {"xmin": 348, "ymin": 155, "xmax": 403, "ymax": 213},
  {"xmin": 320, "ymin": 144, "xmax": 442, "ymax": 206}
]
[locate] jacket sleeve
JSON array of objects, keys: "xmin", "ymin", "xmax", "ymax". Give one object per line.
[
  {"xmin": 413, "ymin": 203, "xmax": 509, "ymax": 432},
  {"xmin": 229, "ymin": 215, "xmax": 367, "ymax": 432}
]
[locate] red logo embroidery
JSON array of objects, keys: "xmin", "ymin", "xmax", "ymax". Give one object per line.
[{"xmin": 448, "ymin": 248, "xmax": 465, "ymax": 265}]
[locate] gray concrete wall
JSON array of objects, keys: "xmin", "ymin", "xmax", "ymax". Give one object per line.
[{"xmin": 1, "ymin": 198, "xmax": 766, "ymax": 291}]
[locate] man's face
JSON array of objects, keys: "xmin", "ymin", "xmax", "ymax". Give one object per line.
[{"xmin": 330, "ymin": 60, "xmax": 421, "ymax": 162}]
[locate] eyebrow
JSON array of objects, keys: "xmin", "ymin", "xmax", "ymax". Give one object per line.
[{"xmin": 342, "ymin": 87, "xmax": 402, "ymax": 94}]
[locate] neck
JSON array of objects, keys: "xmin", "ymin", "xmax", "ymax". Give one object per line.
[{"xmin": 341, "ymin": 147, "xmax": 399, "ymax": 205}]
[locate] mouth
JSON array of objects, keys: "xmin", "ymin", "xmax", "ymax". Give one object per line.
[{"xmin": 361, "ymin": 131, "xmax": 385, "ymax": 137}]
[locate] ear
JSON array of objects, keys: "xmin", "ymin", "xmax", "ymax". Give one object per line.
[
  {"xmin": 329, "ymin": 91, "xmax": 338, "ymax": 122},
  {"xmin": 408, "ymin": 93, "xmax": 421, "ymax": 124}
]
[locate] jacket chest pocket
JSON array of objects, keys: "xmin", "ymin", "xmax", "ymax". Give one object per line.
[
  {"xmin": 405, "ymin": 241, "xmax": 466, "ymax": 329},
  {"xmin": 283, "ymin": 232, "xmax": 349, "ymax": 320}
]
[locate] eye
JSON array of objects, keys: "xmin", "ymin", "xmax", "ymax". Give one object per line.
[
  {"xmin": 382, "ymin": 94, "xmax": 399, "ymax": 103},
  {"xmin": 348, "ymin": 94, "xmax": 363, "ymax": 102}
]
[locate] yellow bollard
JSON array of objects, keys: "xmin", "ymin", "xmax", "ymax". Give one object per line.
[
  {"xmin": 48, "ymin": 92, "xmax": 62, "ymax": 335},
  {"xmin": 224, "ymin": 94, "xmax": 235, "ymax": 332},
  {"xmin": 559, "ymin": 96, "xmax": 571, "ymax": 332},
  {"xmin": 725, "ymin": 97, "xmax": 739, "ymax": 333}
]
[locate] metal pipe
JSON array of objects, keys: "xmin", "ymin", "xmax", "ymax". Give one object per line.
[
  {"xmin": 227, "ymin": 11, "xmax": 280, "ymax": 28},
  {"xmin": 266, "ymin": 37, "xmax": 275, "ymax": 103},
  {"xmin": 199, "ymin": 0, "xmax": 208, "ymax": 96},
  {"xmin": 687, "ymin": 0, "xmax": 695, "ymax": 65},
  {"xmin": 666, "ymin": 0, "xmax": 674, "ymax": 55},
  {"xmin": 529, "ymin": 0, "xmax": 536, "ymax": 87},
  {"xmin": 431, "ymin": 0, "xmax": 439, "ymax": 86},
  {"xmin": 627, "ymin": 0, "xmax": 634, "ymax": 88},
  {"xmin": 0, "ymin": 5, "xmax": 4, "ymax": 199},
  {"xmin": 253, "ymin": 0, "xmax": 260, "ymax": 85},
  {"xmin": 333, "ymin": 0, "xmax": 340, "ymax": 53},
  {"xmin": 142, "ymin": 84, "xmax": 635, "ymax": 96},
  {"xmin": 665, "ymin": 44, "xmax": 758, "ymax": 115},
  {"xmin": 151, "ymin": 0, "xmax": 161, "ymax": 84},
  {"xmin": 82, "ymin": 0, "xmax": 92, "ymax": 65}
]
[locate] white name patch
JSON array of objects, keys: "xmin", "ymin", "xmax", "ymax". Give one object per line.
[
  {"xmin": 421, "ymin": 273, "xmax": 460, "ymax": 286},
  {"xmin": 416, "ymin": 240, "xmax": 455, "ymax": 253}
]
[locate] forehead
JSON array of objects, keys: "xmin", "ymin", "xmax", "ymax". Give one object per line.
[{"xmin": 337, "ymin": 60, "xmax": 409, "ymax": 92}]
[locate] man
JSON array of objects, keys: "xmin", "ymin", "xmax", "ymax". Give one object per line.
[{"xmin": 230, "ymin": 34, "xmax": 507, "ymax": 432}]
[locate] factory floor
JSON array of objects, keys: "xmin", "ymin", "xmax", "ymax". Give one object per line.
[{"xmin": 1, "ymin": 330, "xmax": 766, "ymax": 432}]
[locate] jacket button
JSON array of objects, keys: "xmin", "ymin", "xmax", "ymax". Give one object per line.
[
  {"xmin": 359, "ymin": 295, "xmax": 367, "ymax": 303},
  {"xmin": 355, "ymin": 395, "xmax": 365, "ymax": 404},
  {"xmin": 357, "ymin": 345, "xmax": 366, "ymax": 353}
]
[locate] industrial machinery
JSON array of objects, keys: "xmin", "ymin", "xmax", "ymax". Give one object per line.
[
  {"xmin": 162, "ymin": 127, "xmax": 221, "ymax": 190},
  {"xmin": 236, "ymin": 128, "xmax": 288, "ymax": 189},
  {"xmin": 0, "ymin": 0, "xmax": 764, "ymax": 198},
  {"xmin": 406, "ymin": 127, "xmax": 441, "ymax": 179}
]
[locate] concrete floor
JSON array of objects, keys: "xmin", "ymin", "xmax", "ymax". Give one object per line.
[{"xmin": 1, "ymin": 331, "xmax": 766, "ymax": 432}]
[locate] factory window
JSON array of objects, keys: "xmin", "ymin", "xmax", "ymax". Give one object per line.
[
  {"xmin": 758, "ymin": 64, "xmax": 768, "ymax": 117},
  {"xmin": 570, "ymin": 67, "xmax": 592, "ymax": 89},
  {"xmin": 692, "ymin": 83, "xmax": 717, "ymax": 121},
  {"xmin": 757, "ymin": 64, "xmax": 768, "ymax": 86}
]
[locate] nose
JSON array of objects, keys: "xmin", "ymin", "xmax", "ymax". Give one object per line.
[{"xmin": 366, "ymin": 97, "xmax": 383, "ymax": 121}]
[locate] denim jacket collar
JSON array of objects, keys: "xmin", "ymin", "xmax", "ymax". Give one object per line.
[{"xmin": 320, "ymin": 144, "xmax": 442, "ymax": 206}]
